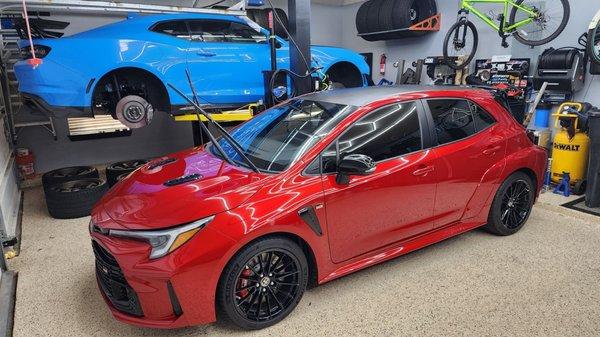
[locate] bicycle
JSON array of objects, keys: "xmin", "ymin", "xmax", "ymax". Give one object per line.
[
  {"xmin": 588, "ymin": 9, "xmax": 600, "ymax": 66},
  {"xmin": 443, "ymin": 0, "xmax": 570, "ymax": 70}
]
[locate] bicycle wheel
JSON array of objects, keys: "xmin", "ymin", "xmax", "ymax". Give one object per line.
[
  {"xmin": 443, "ymin": 20, "xmax": 478, "ymax": 70},
  {"xmin": 509, "ymin": 0, "xmax": 569, "ymax": 46},
  {"xmin": 588, "ymin": 11, "xmax": 600, "ymax": 65}
]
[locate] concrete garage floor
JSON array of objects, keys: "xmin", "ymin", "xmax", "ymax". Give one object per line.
[{"xmin": 8, "ymin": 187, "xmax": 600, "ymax": 337}]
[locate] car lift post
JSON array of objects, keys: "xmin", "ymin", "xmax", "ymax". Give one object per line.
[{"xmin": 287, "ymin": 0, "xmax": 312, "ymax": 95}]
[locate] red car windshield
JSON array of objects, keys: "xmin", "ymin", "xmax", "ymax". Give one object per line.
[{"xmin": 211, "ymin": 99, "xmax": 356, "ymax": 173}]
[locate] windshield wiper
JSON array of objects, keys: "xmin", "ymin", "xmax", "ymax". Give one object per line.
[{"xmin": 167, "ymin": 69, "xmax": 260, "ymax": 173}]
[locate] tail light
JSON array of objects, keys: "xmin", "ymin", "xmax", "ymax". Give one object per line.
[{"xmin": 19, "ymin": 45, "xmax": 51, "ymax": 60}]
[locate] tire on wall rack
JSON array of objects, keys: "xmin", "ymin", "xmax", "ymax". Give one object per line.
[
  {"xmin": 356, "ymin": 0, "xmax": 438, "ymax": 41},
  {"xmin": 45, "ymin": 178, "xmax": 108, "ymax": 219},
  {"xmin": 42, "ymin": 166, "xmax": 99, "ymax": 191},
  {"xmin": 106, "ymin": 159, "xmax": 148, "ymax": 187}
]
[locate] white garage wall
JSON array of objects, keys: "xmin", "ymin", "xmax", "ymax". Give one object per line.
[{"xmin": 338, "ymin": 0, "xmax": 600, "ymax": 106}]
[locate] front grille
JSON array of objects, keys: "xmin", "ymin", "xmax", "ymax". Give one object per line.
[{"xmin": 92, "ymin": 241, "xmax": 143, "ymax": 317}]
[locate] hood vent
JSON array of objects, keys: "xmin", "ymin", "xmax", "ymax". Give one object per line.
[
  {"xmin": 148, "ymin": 157, "xmax": 177, "ymax": 170},
  {"xmin": 164, "ymin": 173, "xmax": 203, "ymax": 187}
]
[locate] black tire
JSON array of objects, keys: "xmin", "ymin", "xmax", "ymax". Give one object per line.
[
  {"xmin": 484, "ymin": 172, "xmax": 535, "ymax": 236},
  {"xmin": 391, "ymin": 0, "xmax": 437, "ymax": 30},
  {"xmin": 42, "ymin": 166, "xmax": 99, "ymax": 191},
  {"xmin": 379, "ymin": 0, "xmax": 397, "ymax": 32},
  {"xmin": 443, "ymin": 20, "xmax": 479, "ymax": 70},
  {"xmin": 44, "ymin": 178, "xmax": 108, "ymax": 219},
  {"xmin": 509, "ymin": 0, "xmax": 569, "ymax": 46},
  {"xmin": 366, "ymin": 0, "xmax": 384, "ymax": 33},
  {"xmin": 106, "ymin": 159, "xmax": 148, "ymax": 187},
  {"xmin": 217, "ymin": 236, "xmax": 308, "ymax": 330},
  {"xmin": 355, "ymin": 0, "xmax": 372, "ymax": 34},
  {"xmin": 588, "ymin": 21, "xmax": 600, "ymax": 65}
]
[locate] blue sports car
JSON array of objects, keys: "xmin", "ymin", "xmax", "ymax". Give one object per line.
[{"xmin": 15, "ymin": 12, "xmax": 369, "ymax": 126}]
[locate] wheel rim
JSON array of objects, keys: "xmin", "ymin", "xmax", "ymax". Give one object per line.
[
  {"xmin": 511, "ymin": 0, "xmax": 567, "ymax": 43},
  {"xmin": 500, "ymin": 179, "xmax": 531, "ymax": 229},
  {"xmin": 445, "ymin": 21, "xmax": 477, "ymax": 69},
  {"xmin": 233, "ymin": 249, "xmax": 300, "ymax": 322},
  {"xmin": 51, "ymin": 179, "xmax": 101, "ymax": 193},
  {"xmin": 111, "ymin": 160, "xmax": 147, "ymax": 171},
  {"xmin": 50, "ymin": 167, "xmax": 94, "ymax": 179}
]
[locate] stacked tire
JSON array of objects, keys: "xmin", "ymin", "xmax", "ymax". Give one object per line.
[
  {"xmin": 356, "ymin": 0, "xmax": 437, "ymax": 41},
  {"xmin": 42, "ymin": 166, "xmax": 108, "ymax": 219},
  {"xmin": 106, "ymin": 159, "xmax": 148, "ymax": 187},
  {"xmin": 247, "ymin": 8, "xmax": 289, "ymax": 39}
]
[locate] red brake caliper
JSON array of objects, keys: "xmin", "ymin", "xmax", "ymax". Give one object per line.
[{"xmin": 237, "ymin": 268, "xmax": 253, "ymax": 298}]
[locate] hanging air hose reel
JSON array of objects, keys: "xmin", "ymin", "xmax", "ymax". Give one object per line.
[{"xmin": 533, "ymin": 46, "xmax": 586, "ymax": 104}]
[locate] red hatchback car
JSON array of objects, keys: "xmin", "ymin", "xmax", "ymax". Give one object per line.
[{"xmin": 90, "ymin": 86, "xmax": 546, "ymax": 330}]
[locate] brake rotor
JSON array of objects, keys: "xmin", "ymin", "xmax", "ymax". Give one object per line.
[{"xmin": 115, "ymin": 95, "xmax": 154, "ymax": 129}]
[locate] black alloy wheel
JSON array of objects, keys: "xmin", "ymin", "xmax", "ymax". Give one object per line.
[
  {"xmin": 500, "ymin": 179, "xmax": 532, "ymax": 229},
  {"xmin": 484, "ymin": 172, "xmax": 535, "ymax": 236},
  {"xmin": 234, "ymin": 250, "xmax": 301, "ymax": 322},
  {"xmin": 42, "ymin": 166, "xmax": 99, "ymax": 191},
  {"xmin": 50, "ymin": 179, "xmax": 102, "ymax": 193},
  {"xmin": 218, "ymin": 237, "xmax": 308, "ymax": 330},
  {"xmin": 106, "ymin": 159, "xmax": 148, "ymax": 187},
  {"xmin": 44, "ymin": 178, "xmax": 108, "ymax": 219}
]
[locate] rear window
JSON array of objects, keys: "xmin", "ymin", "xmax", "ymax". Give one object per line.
[
  {"xmin": 427, "ymin": 99, "xmax": 496, "ymax": 145},
  {"xmin": 151, "ymin": 20, "xmax": 190, "ymax": 40},
  {"xmin": 187, "ymin": 20, "xmax": 266, "ymax": 43}
]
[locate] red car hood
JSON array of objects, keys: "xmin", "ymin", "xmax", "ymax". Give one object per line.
[{"xmin": 93, "ymin": 148, "xmax": 268, "ymax": 230}]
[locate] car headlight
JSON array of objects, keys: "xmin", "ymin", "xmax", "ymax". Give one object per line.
[{"xmin": 108, "ymin": 216, "xmax": 214, "ymax": 259}]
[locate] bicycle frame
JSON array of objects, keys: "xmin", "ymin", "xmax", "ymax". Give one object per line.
[{"xmin": 460, "ymin": 0, "xmax": 537, "ymax": 33}]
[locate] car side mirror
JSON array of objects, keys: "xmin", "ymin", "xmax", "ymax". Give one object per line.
[{"xmin": 335, "ymin": 154, "xmax": 376, "ymax": 185}]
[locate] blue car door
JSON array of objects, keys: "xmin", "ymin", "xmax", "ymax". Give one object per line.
[{"xmin": 186, "ymin": 19, "xmax": 270, "ymax": 106}]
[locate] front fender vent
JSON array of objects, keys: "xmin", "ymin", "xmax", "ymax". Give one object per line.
[{"xmin": 164, "ymin": 173, "xmax": 203, "ymax": 187}]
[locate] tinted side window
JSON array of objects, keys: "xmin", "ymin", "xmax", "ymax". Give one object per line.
[
  {"xmin": 188, "ymin": 20, "xmax": 266, "ymax": 43},
  {"xmin": 472, "ymin": 103, "xmax": 496, "ymax": 132},
  {"xmin": 151, "ymin": 20, "xmax": 190, "ymax": 40},
  {"xmin": 428, "ymin": 99, "xmax": 477, "ymax": 145},
  {"xmin": 307, "ymin": 102, "xmax": 421, "ymax": 174}
]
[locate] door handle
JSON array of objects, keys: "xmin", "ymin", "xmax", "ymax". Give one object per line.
[
  {"xmin": 412, "ymin": 165, "xmax": 435, "ymax": 176},
  {"xmin": 197, "ymin": 51, "xmax": 216, "ymax": 57},
  {"xmin": 482, "ymin": 145, "xmax": 502, "ymax": 155}
]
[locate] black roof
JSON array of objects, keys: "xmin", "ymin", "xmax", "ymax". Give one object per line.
[{"xmin": 302, "ymin": 85, "xmax": 485, "ymax": 106}]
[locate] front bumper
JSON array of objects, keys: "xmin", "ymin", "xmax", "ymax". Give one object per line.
[{"xmin": 90, "ymin": 223, "xmax": 237, "ymax": 329}]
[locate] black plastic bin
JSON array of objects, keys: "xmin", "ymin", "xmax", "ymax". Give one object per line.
[{"xmin": 585, "ymin": 109, "xmax": 600, "ymax": 208}]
